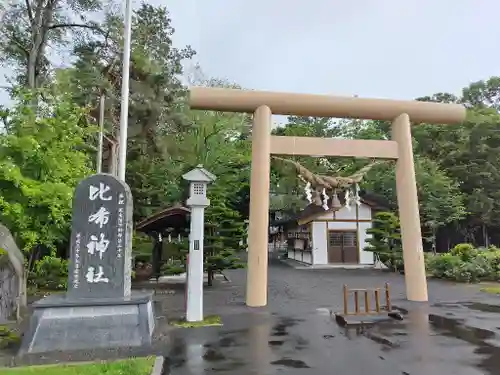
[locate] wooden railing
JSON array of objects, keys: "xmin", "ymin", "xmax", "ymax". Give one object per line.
[{"xmin": 342, "ymin": 283, "xmax": 392, "ymax": 316}]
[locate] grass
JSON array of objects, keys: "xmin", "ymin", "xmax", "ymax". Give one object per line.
[
  {"xmin": 480, "ymin": 286, "xmax": 500, "ymax": 294},
  {"xmin": 171, "ymin": 315, "xmax": 222, "ymax": 328},
  {"xmin": 27, "ymin": 287, "xmax": 66, "ymax": 298},
  {"xmin": 0, "ymin": 357, "xmax": 155, "ymax": 375}
]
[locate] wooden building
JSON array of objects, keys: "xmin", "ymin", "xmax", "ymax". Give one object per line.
[{"xmin": 269, "ymin": 192, "xmax": 387, "ymax": 267}]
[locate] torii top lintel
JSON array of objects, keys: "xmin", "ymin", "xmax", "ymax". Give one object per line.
[{"xmin": 189, "ymin": 87, "xmax": 466, "ymax": 125}]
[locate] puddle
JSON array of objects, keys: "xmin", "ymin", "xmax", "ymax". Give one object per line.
[
  {"xmin": 202, "ymin": 336, "xmax": 240, "ymax": 352},
  {"xmin": 433, "ymin": 301, "xmax": 500, "ymax": 314},
  {"xmin": 364, "ymin": 330, "xmax": 400, "ymax": 348},
  {"xmin": 268, "ymin": 340, "xmax": 284, "ymax": 346},
  {"xmin": 316, "ymin": 308, "xmax": 331, "ymax": 315},
  {"xmin": 463, "ymin": 303, "xmax": 500, "ymax": 314},
  {"xmin": 392, "ymin": 306, "xmax": 409, "ymax": 315},
  {"xmin": 433, "ymin": 302, "xmax": 462, "ymax": 309},
  {"xmin": 344, "ymin": 325, "xmax": 371, "ymax": 340},
  {"xmin": 392, "ymin": 331, "xmax": 407, "ymax": 336},
  {"xmin": 429, "ymin": 314, "xmax": 494, "ymax": 344},
  {"xmin": 271, "ymin": 317, "xmax": 301, "ymax": 337},
  {"xmin": 428, "ymin": 313, "xmax": 500, "ymax": 375},
  {"xmin": 201, "ymin": 361, "xmax": 246, "ymax": 373},
  {"xmin": 272, "ymin": 328, "xmax": 287, "ymax": 336},
  {"xmin": 294, "ymin": 336, "xmax": 309, "ymax": 350},
  {"xmin": 271, "ymin": 358, "xmax": 310, "ymax": 368},
  {"xmin": 202, "ymin": 348, "xmax": 226, "ymax": 362},
  {"xmin": 217, "ymin": 336, "xmax": 239, "ymax": 348}
]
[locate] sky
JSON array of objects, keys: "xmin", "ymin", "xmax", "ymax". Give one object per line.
[{"xmin": 1, "ymin": 0, "xmax": 500, "ymax": 107}]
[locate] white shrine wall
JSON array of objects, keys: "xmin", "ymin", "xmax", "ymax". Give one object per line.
[{"xmin": 310, "ymin": 203, "xmax": 374, "ymax": 266}]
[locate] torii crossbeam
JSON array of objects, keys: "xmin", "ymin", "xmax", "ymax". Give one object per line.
[{"xmin": 189, "ymin": 87, "xmax": 466, "ymax": 307}]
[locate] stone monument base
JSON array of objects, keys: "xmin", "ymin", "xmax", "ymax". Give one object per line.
[{"xmin": 19, "ymin": 291, "xmax": 155, "ymax": 355}]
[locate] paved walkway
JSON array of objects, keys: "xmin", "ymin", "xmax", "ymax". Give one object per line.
[
  {"xmin": 12, "ymin": 257, "xmax": 500, "ymax": 374},
  {"xmin": 160, "ymin": 259, "xmax": 500, "ymax": 375}
]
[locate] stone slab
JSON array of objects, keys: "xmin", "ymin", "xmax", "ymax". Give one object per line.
[
  {"xmin": 19, "ymin": 291, "xmax": 155, "ymax": 355},
  {"xmin": 67, "ymin": 173, "xmax": 133, "ymax": 299},
  {"xmin": 150, "ymin": 356, "xmax": 165, "ymax": 375},
  {"xmin": 33, "ymin": 291, "xmax": 153, "ymax": 308},
  {"xmin": 333, "ymin": 311, "xmax": 403, "ymax": 327}
]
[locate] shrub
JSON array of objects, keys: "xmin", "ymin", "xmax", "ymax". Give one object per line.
[
  {"xmin": 160, "ymin": 260, "xmax": 185, "ymax": 276},
  {"xmin": 477, "ymin": 250, "xmax": 500, "ymax": 279},
  {"xmin": 28, "ymin": 256, "xmax": 68, "ymax": 291},
  {"xmin": 450, "ymin": 243, "xmax": 478, "ymax": 261},
  {"xmin": 425, "ymin": 243, "xmax": 500, "ymax": 283},
  {"xmin": 378, "ymin": 251, "xmax": 404, "ymax": 272},
  {"xmin": 426, "ymin": 253, "xmax": 463, "ymax": 279},
  {"xmin": 0, "ymin": 325, "xmax": 21, "ymax": 349},
  {"xmin": 364, "ymin": 211, "xmax": 403, "ymax": 271}
]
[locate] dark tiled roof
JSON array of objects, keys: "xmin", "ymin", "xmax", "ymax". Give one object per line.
[{"xmin": 135, "ymin": 204, "xmax": 190, "ymax": 234}]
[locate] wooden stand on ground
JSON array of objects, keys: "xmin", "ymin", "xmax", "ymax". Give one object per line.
[{"xmin": 334, "ymin": 283, "xmax": 403, "ymax": 326}]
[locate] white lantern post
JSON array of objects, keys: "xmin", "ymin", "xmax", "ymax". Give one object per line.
[{"xmin": 182, "ymin": 165, "xmax": 216, "ymax": 322}]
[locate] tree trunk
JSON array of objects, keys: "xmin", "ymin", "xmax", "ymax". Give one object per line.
[
  {"xmin": 109, "ymin": 142, "xmax": 118, "ymax": 176},
  {"xmin": 207, "ymin": 270, "xmax": 214, "ymax": 287},
  {"xmin": 483, "ymin": 224, "xmax": 490, "ymax": 247},
  {"xmin": 27, "ymin": 51, "xmax": 38, "ymax": 90},
  {"xmin": 431, "ymin": 227, "xmax": 437, "ymax": 254}
]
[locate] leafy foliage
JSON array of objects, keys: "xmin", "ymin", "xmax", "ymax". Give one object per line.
[
  {"xmin": 160, "ymin": 239, "xmax": 188, "ymax": 276},
  {"xmin": 0, "ymin": 0, "xmax": 107, "ymax": 90},
  {"xmin": 204, "ymin": 191, "xmax": 245, "ymax": 285},
  {"xmin": 363, "ymin": 212, "xmax": 403, "ymax": 271},
  {"xmin": 5, "ymin": 0, "xmax": 500, "ymax": 289},
  {"xmin": 0, "ymin": 91, "xmax": 94, "ymax": 256},
  {"xmin": 426, "ymin": 244, "xmax": 500, "ymax": 283},
  {"xmin": 28, "ymin": 255, "xmax": 69, "ymax": 290}
]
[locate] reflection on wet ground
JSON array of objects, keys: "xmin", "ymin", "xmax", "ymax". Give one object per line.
[
  {"xmin": 435, "ymin": 301, "xmax": 500, "ymax": 314},
  {"xmin": 11, "ymin": 260, "xmax": 500, "ymax": 374},
  {"xmin": 162, "ymin": 303, "xmax": 500, "ymax": 375}
]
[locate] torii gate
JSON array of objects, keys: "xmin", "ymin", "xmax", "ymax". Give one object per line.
[{"xmin": 188, "ymin": 87, "xmax": 466, "ymax": 307}]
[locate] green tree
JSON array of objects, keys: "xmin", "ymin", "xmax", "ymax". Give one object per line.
[
  {"xmin": 270, "ymin": 117, "xmax": 348, "ymax": 214},
  {"xmin": 0, "ymin": 0, "xmax": 107, "ymax": 90},
  {"xmin": 364, "ymin": 211, "xmax": 402, "ymax": 271},
  {"xmin": 204, "ymin": 194, "xmax": 245, "ymax": 286},
  {"xmin": 65, "ymin": 3, "xmax": 196, "ymax": 220},
  {"xmin": 0, "ymin": 90, "xmax": 94, "ymax": 265},
  {"xmin": 415, "ymin": 157, "xmax": 467, "ymax": 250},
  {"xmin": 412, "ymin": 81, "xmax": 500, "ymax": 246}
]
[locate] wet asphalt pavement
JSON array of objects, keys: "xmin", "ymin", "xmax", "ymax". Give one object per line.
[
  {"xmin": 161, "ymin": 259, "xmax": 500, "ymax": 375},
  {"xmin": 8, "ymin": 256, "xmax": 500, "ymax": 374}
]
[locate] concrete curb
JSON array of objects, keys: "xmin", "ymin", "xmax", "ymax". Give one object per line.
[
  {"xmin": 278, "ymin": 259, "xmax": 311, "ymax": 269},
  {"xmin": 150, "ymin": 356, "xmax": 165, "ymax": 375}
]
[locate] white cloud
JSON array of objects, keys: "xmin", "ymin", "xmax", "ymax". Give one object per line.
[{"xmin": 2, "ymin": 0, "xmax": 500, "ymax": 107}]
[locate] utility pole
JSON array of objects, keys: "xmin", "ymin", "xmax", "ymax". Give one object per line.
[
  {"xmin": 117, "ymin": 0, "xmax": 133, "ymax": 181},
  {"xmin": 96, "ymin": 94, "xmax": 105, "ymax": 173}
]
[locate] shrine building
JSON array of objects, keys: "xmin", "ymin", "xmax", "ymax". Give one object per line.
[{"xmin": 269, "ymin": 192, "xmax": 389, "ymax": 267}]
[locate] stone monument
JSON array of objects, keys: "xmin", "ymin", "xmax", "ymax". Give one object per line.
[{"xmin": 19, "ymin": 174, "xmax": 155, "ymax": 355}]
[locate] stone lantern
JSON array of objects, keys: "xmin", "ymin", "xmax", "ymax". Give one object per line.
[{"xmin": 182, "ymin": 165, "xmax": 216, "ymax": 322}]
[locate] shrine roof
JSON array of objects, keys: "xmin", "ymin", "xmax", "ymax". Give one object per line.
[{"xmin": 135, "ymin": 204, "xmax": 190, "ymax": 234}]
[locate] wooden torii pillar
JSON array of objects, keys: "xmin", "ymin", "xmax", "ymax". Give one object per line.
[{"xmin": 189, "ymin": 87, "xmax": 466, "ymax": 307}]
